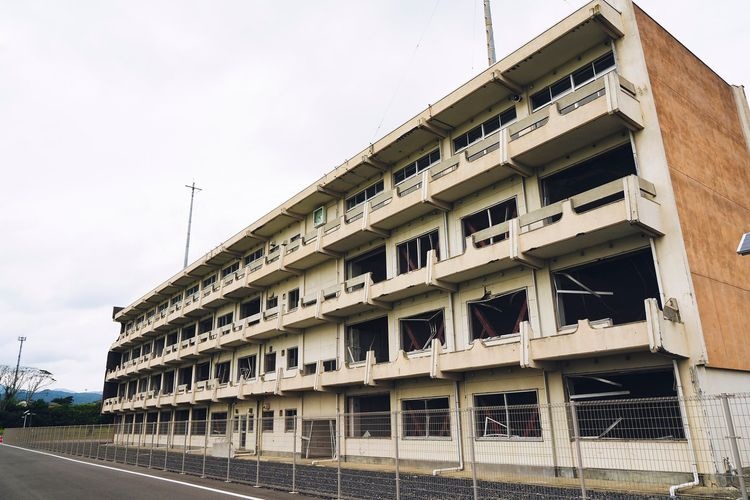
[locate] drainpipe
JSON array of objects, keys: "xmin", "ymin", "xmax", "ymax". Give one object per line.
[
  {"xmin": 433, "ymin": 380, "xmax": 464, "ymax": 475},
  {"xmin": 669, "ymin": 359, "xmax": 699, "ymax": 498}
]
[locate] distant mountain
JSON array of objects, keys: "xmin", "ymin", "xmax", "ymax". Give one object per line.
[{"xmin": 21, "ymin": 389, "xmax": 102, "ymax": 404}]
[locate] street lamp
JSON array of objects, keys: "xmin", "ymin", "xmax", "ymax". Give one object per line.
[{"xmin": 22, "ymin": 410, "xmax": 35, "ymax": 428}]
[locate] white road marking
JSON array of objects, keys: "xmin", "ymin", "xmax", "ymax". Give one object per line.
[{"xmin": 1, "ymin": 444, "xmax": 267, "ymax": 500}]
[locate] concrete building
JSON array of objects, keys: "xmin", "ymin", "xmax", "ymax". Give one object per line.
[{"xmin": 102, "ymin": 0, "xmax": 750, "ymax": 488}]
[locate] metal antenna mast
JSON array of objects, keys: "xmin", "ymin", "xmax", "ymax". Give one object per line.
[
  {"xmin": 183, "ymin": 181, "xmax": 202, "ymax": 268},
  {"xmin": 483, "ymin": 0, "xmax": 497, "ymax": 66},
  {"xmin": 11, "ymin": 336, "xmax": 27, "ymax": 397}
]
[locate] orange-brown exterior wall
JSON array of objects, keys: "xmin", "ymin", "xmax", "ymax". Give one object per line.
[{"xmin": 635, "ymin": 7, "xmax": 750, "ymax": 371}]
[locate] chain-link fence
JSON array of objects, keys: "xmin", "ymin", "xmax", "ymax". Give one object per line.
[{"xmin": 4, "ymin": 394, "xmax": 749, "ymax": 499}]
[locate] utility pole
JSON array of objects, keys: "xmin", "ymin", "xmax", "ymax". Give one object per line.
[
  {"xmin": 183, "ymin": 182, "xmax": 202, "ymax": 268},
  {"xmin": 10, "ymin": 336, "xmax": 26, "ymax": 401},
  {"xmin": 483, "ymin": 0, "xmax": 497, "ymax": 66}
]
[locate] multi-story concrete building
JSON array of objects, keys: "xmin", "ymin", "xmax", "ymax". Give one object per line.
[{"xmin": 102, "ymin": 0, "xmax": 750, "ymax": 488}]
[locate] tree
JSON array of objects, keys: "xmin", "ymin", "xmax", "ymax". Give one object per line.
[{"xmin": 0, "ymin": 365, "xmax": 55, "ymax": 410}]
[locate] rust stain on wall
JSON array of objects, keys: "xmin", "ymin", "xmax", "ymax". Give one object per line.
[{"xmin": 635, "ymin": 6, "xmax": 750, "ymax": 371}]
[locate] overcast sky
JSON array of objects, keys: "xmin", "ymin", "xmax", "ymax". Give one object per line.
[{"xmin": 0, "ymin": 0, "xmax": 747, "ymax": 393}]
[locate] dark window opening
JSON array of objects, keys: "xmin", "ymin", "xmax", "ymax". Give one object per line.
[
  {"xmin": 149, "ymin": 374, "xmax": 162, "ymax": 393},
  {"xmin": 217, "ymin": 312, "xmax": 233, "ymax": 328},
  {"xmin": 132, "ymin": 346, "xmax": 141, "ymax": 359},
  {"xmin": 462, "ymin": 198, "xmax": 518, "ymax": 248},
  {"xmin": 346, "ymin": 180, "xmax": 385, "ymax": 211},
  {"xmin": 196, "ymin": 362, "xmax": 210, "ymax": 382},
  {"xmin": 303, "ymin": 363, "xmax": 317, "ymax": 376},
  {"xmin": 162, "ymin": 371, "xmax": 175, "ymax": 395},
  {"xmin": 181, "ymin": 325, "xmax": 195, "ymax": 341},
  {"xmin": 469, "ymin": 289, "xmax": 528, "ymax": 340},
  {"xmin": 215, "ymin": 361, "xmax": 230, "ymax": 384},
  {"xmin": 566, "ymin": 369, "xmax": 684, "ymax": 440},
  {"xmin": 346, "ymin": 247, "xmax": 386, "ymax": 283},
  {"xmin": 138, "ymin": 378, "xmax": 148, "ymax": 393},
  {"xmin": 240, "ymin": 297, "xmax": 261, "ymax": 320},
  {"xmin": 141, "ymin": 343, "xmax": 151, "ymax": 356},
  {"xmin": 402, "ymin": 398, "xmax": 451, "ymax": 438},
  {"xmin": 221, "ymin": 262, "xmax": 240, "ymax": 278},
  {"xmin": 171, "ymin": 294, "xmax": 183, "ymax": 306},
  {"xmin": 127, "ymin": 380, "xmax": 137, "ymax": 398},
  {"xmin": 347, "ymin": 317, "xmax": 389, "ymax": 363},
  {"xmin": 202, "ymin": 275, "xmax": 216, "ymax": 289},
  {"xmin": 244, "ymin": 247, "xmax": 264, "ymax": 266},
  {"xmin": 153, "ymin": 338, "xmax": 165, "ymax": 356},
  {"xmin": 158, "ymin": 410, "xmax": 171, "ymax": 434},
  {"xmin": 474, "ymin": 391, "xmax": 541, "ymax": 439},
  {"xmin": 397, "ymin": 230, "xmax": 439, "ymax": 275},
  {"xmin": 287, "ymin": 347, "xmax": 299, "ymax": 369},
  {"xmin": 541, "ymin": 144, "xmax": 636, "ymax": 212},
  {"xmin": 400, "ymin": 309, "xmax": 445, "ymax": 352},
  {"xmin": 166, "ymin": 332, "xmax": 178, "ymax": 347},
  {"xmin": 453, "ymin": 107, "xmax": 517, "ymax": 152},
  {"xmin": 394, "ymin": 149, "xmax": 440, "ymax": 185},
  {"xmin": 211, "ymin": 412, "xmax": 228, "ymax": 435},
  {"xmin": 186, "ymin": 284, "xmax": 199, "ymax": 297},
  {"xmin": 192, "ymin": 408, "xmax": 207, "ymax": 436},
  {"xmin": 262, "ymin": 410, "xmax": 274, "ymax": 432},
  {"xmin": 147, "ymin": 412, "xmax": 158, "ymax": 434},
  {"xmin": 322, "ymin": 359, "xmax": 337, "ymax": 372},
  {"xmin": 198, "ymin": 316, "xmax": 214, "ymax": 334},
  {"xmin": 178, "ymin": 366, "xmax": 192, "ymax": 390},
  {"xmin": 264, "ymin": 352, "xmax": 277, "ymax": 373},
  {"xmin": 133, "ymin": 413, "xmax": 144, "ymax": 434},
  {"xmin": 287, "ymin": 288, "xmax": 299, "ymax": 311},
  {"xmin": 266, "ymin": 296, "xmax": 278, "ymax": 310},
  {"xmin": 173, "ymin": 409, "xmax": 189, "ymax": 435},
  {"xmin": 347, "ymin": 394, "xmax": 391, "ymax": 438},
  {"xmin": 238, "ymin": 355, "xmax": 257, "ymax": 381},
  {"xmin": 553, "ymin": 248, "xmax": 660, "ymax": 328}
]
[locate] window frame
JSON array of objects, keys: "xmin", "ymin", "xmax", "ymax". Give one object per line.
[
  {"xmin": 473, "ymin": 390, "xmax": 542, "ymax": 441},
  {"xmin": 401, "ymin": 397, "xmax": 451, "ymax": 440},
  {"xmin": 345, "ymin": 180, "xmax": 385, "ymax": 212}
]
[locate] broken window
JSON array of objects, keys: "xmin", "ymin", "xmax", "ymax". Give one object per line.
[
  {"xmin": 402, "ymin": 398, "xmax": 451, "ymax": 438},
  {"xmin": 221, "ymin": 261, "xmax": 240, "ymax": 278},
  {"xmin": 541, "ymin": 144, "xmax": 637, "ymax": 212},
  {"xmin": 393, "ymin": 149, "xmax": 440, "ymax": 185},
  {"xmin": 552, "ymin": 248, "xmax": 660, "ymax": 328},
  {"xmin": 346, "ymin": 247, "xmax": 386, "ymax": 283},
  {"xmin": 462, "ymin": 198, "xmax": 518, "ymax": 247},
  {"xmin": 240, "ymin": 297, "xmax": 261, "ymax": 320},
  {"xmin": 132, "ymin": 346, "xmax": 141, "ymax": 359},
  {"xmin": 192, "ymin": 408, "xmax": 207, "ymax": 436},
  {"xmin": 127, "ymin": 380, "xmax": 137, "ymax": 398},
  {"xmin": 566, "ymin": 369, "xmax": 684, "ymax": 440},
  {"xmin": 287, "ymin": 347, "xmax": 299, "ymax": 370},
  {"xmin": 400, "ymin": 309, "xmax": 445, "ymax": 352},
  {"xmin": 284, "ymin": 409, "xmax": 297, "ymax": 432},
  {"xmin": 266, "ymin": 296, "xmax": 278, "ymax": 310},
  {"xmin": 346, "ymin": 180, "xmax": 384, "ymax": 211},
  {"xmin": 303, "ymin": 363, "xmax": 316, "ymax": 375},
  {"xmin": 217, "ymin": 312, "xmax": 233, "ymax": 328},
  {"xmin": 397, "ymin": 230, "xmax": 439, "ymax": 275},
  {"xmin": 453, "ymin": 107, "xmax": 517, "ymax": 153},
  {"xmin": 196, "ymin": 362, "xmax": 210, "ymax": 382},
  {"xmin": 287, "ymin": 288, "xmax": 299, "ymax": 311},
  {"xmin": 346, "ymin": 317, "xmax": 389, "ymax": 363},
  {"xmin": 474, "ymin": 391, "xmax": 541, "ymax": 439},
  {"xmin": 237, "ymin": 355, "xmax": 257, "ymax": 381},
  {"xmin": 215, "ymin": 361, "xmax": 230, "ymax": 384},
  {"xmin": 322, "ymin": 359, "xmax": 337, "ymax": 371},
  {"xmin": 181, "ymin": 325, "xmax": 196, "ymax": 341},
  {"xmin": 469, "ymin": 289, "xmax": 528, "ymax": 340},
  {"xmin": 154, "ymin": 337, "xmax": 165, "ymax": 356},
  {"xmin": 149, "ymin": 374, "xmax": 162, "ymax": 393},
  {"xmin": 198, "ymin": 316, "xmax": 214, "ymax": 334},
  {"xmin": 347, "ymin": 394, "xmax": 391, "ymax": 438},
  {"xmin": 162, "ymin": 371, "xmax": 175, "ymax": 394},
  {"xmin": 138, "ymin": 378, "xmax": 148, "ymax": 393},
  {"xmin": 262, "ymin": 410, "xmax": 274, "ymax": 432},
  {"xmin": 264, "ymin": 352, "xmax": 277, "ymax": 373},
  {"xmin": 178, "ymin": 366, "xmax": 192, "ymax": 390},
  {"xmin": 531, "ymin": 52, "xmax": 615, "ymax": 111},
  {"xmin": 211, "ymin": 412, "xmax": 228, "ymax": 436}
]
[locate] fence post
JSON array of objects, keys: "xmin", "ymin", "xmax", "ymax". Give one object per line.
[
  {"xmin": 337, "ymin": 411, "xmax": 342, "ymax": 500},
  {"xmin": 569, "ymin": 401, "xmax": 587, "ymax": 500},
  {"xmin": 123, "ymin": 421, "xmax": 130, "ymax": 464},
  {"xmin": 135, "ymin": 422, "xmax": 142, "ymax": 466},
  {"xmin": 720, "ymin": 394, "xmax": 748, "ymax": 500},
  {"xmin": 181, "ymin": 422, "xmax": 188, "ymax": 474},
  {"xmin": 149, "ymin": 422, "xmax": 156, "ymax": 468},
  {"xmin": 467, "ymin": 408, "xmax": 479, "ymax": 500},
  {"xmin": 255, "ymin": 415, "xmax": 261, "ymax": 487},
  {"xmin": 392, "ymin": 411, "xmax": 400, "ymax": 500},
  {"xmin": 292, "ymin": 415, "xmax": 298, "ymax": 494},
  {"xmin": 76, "ymin": 425, "xmax": 82, "ymax": 456},
  {"xmin": 164, "ymin": 419, "xmax": 172, "ymax": 471},
  {"xmin": 226, "ymin": 415, "xmax": 234, "ymax": 483},
  {"xmin": 201, "ymin": 417, "xmax": 209, "ymax": 478}
]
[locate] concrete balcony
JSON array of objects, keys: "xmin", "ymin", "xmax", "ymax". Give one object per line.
[
  {"xmin": 195, "ymin": 330, "xmax": 224, "ymax": 354},
  {"xmin": 518, "ymin": 175, "xmax": 663, "ymax": 259},
  {"xmin": 508, "ymin": 72, "xmax": 643, "ymax": 166},
  {"xmin": 246, "ymin": 247, "xmax": 298, "ymax": 288},
  {"xmin": 181, "ymin": 293, "xmax": 204, "ymax": 318},
  {"xmin": 221, "ymin": 267, "xmax": 264, "ymax": 300},
  {"xmin": 201, "ymin": 283, "xmax": 230, "ymax": 309},
  {"xmin": 162, "ymin": 344, "xmax": 182, "ymax": 365}
]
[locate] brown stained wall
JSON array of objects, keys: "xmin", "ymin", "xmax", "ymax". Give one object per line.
[{"xmin": 635, "ymin": 7, "xmax": 750, "ymax": 370}]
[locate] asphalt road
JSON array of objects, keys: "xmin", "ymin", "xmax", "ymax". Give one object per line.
[{"xmin": 0, "ymin": 443, "xmax": 312, "ymax": 500}]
